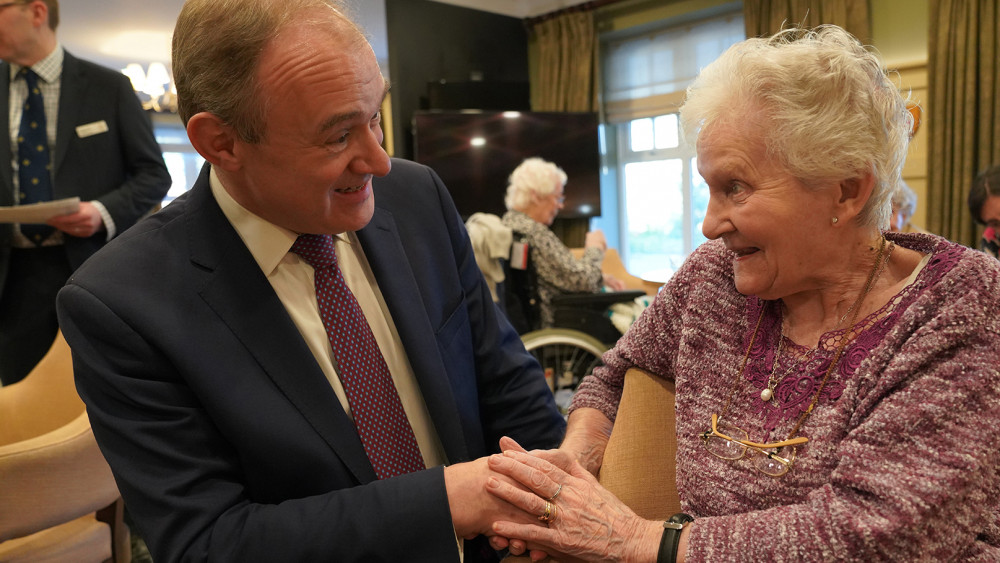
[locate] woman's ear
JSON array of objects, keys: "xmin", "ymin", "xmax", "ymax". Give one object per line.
[
  {"xmin": 836, "ymin": 170, "xmax": 876, "ymax": 221},
  {"xmin": 186, "ymin": 112, "xmax": 240, "ymax": 172}
]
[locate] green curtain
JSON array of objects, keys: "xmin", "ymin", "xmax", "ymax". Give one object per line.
[
  {"xmin": 743, "ymin": 0, "xmax": 871, "ymax": 43},
  {"xmin": 532, "ymin": 10, "xmax": 597, "ymax": 112},
  {"xmin": 926, "ymin": 0, "xmax": 1000, "ymax": 245},
  {"xmin": 531, "ymin": 10, "xmax": 599, "ymax": 245}
]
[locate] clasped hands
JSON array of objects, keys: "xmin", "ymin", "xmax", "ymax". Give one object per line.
[{"xmin": 445, "ymin": 436, "xmax": 655, "ymax": 562}]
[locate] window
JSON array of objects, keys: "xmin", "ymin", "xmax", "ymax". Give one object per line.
[
  {"xmin": 619, "ymin": 115, "xmax": 708, "ymax": 280},
  {"xmin": 151, "ymin": 113, "xmax": 204, "ymax": 207},
  {"xmin": 600, "ymin": 8, "xmax": 743, "ymax": 281}
]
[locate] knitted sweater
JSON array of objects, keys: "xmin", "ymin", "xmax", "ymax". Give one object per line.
[
  {"xmin": 571, "ymin": 233, "xmax": 1000, "ymax": 561},
  {"xmin": 501, "ymin": 210, "xmax": 604, "ymax": 326}
]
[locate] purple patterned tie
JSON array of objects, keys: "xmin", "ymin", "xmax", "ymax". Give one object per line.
[{"xmin": 291, "ymin": 234, "xmax": 425, "ymax": 479}]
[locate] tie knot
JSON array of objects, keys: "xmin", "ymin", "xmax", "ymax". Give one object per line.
[
  {"xmin": 18, "ymin": 68, "xmax": 38, "ymax": 87},
  {"xmin": 291, "ymin": 234, "xmax": 338, "ymax": 269}
]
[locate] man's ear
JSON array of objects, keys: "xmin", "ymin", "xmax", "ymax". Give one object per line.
[
  {"xmin": 186, "ymin": 112, "xmax": 241, "ymax": 172},
  {"xmin": 836, "ymin": 169, "xmax": 876, "ymax": 221}
]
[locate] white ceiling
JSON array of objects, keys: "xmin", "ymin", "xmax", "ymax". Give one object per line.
[{"xmin": 56, "ymin": 0, "xmax": 591, "ymax": 72}]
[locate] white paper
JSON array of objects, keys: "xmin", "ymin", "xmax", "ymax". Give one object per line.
[{"xmin": 0, "ymin": 197, "xmax": 81, "ymax": 224}]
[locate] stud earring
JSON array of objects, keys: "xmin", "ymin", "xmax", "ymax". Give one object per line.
[{"xmin": 831, "ymin": 217, "xmax": 839, "ymax": 224}]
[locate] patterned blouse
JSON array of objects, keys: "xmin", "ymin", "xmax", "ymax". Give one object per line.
[
  {"xmin": 501, "ymin": 210, "xmax": 604, "ymax": 326},
  {"xmin": 570, "ymin": 232, "xmax": 1000, "ymax": 561}
]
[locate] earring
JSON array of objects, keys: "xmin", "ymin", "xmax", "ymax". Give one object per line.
[{"xmin": 831, "ymin": 217, "xmax": 839, "ymax": 224}]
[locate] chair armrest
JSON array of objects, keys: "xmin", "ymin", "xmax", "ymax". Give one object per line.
[
  {"xmin": 0, "ymin": 411, "xmax": 119, "ymax": 541},
  {"xmin": 550, "ymin": 289, "xmax": 647, "ymax": 310},
  {"xmin": 598, "ymin": 367, "xmax": 680, "ymax": 520}
]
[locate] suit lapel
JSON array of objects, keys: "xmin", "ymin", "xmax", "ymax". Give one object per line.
[
  {"xmin": 53, "ymin": 50, "xmax": 82, "ymax": 179},
  {"xmin": 0, "ymin": 63, "xmax": 12, "ymax": 205},
  {"xmin": 357, "ymin": 208, "xmax": 469, "ymax": 463},
  {"xmin": 185, "ymin": 170, "xmax": 377, "ymax": 483}
]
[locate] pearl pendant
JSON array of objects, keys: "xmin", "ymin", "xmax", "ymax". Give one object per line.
[{"xmin": 760, "ymin": 388, "xmax": 773, "ymax": 401}]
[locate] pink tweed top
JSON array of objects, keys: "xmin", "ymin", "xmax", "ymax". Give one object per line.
[{"xmin": 570, "ymin": 232, "xmax": 1000, "ymax": 561}]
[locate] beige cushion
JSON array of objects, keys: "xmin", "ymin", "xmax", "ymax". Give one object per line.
[
  {"xmin": 598, "ymin": 367, "xmax": 680, "ymax": 520},
  {"xmin": 0, "ymin": 515, "xmax": 111, "ymax": 563}
]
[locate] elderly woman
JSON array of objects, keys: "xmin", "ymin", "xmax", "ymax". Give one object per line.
[
  {"xmin": 888, "ymin": 181, "xmax": 925, "ymax": 233},
  {"xmin": 968, "ymin": 164, "xmax": 1000, "ymax": 259},
  {"xmin": 486, "ymin": 26, "xmax": 1000, "ymax": 562},
  {"xmin": 501, "ymin": 157, "xmax": 624, "ymax": 328}
]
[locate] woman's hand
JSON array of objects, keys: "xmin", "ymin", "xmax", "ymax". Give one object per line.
[
  {"xmin": 585, "ymin": 230, "xmax": 608, "ymax": 251},
  {"xmin": 486, "ymin": 438, "xmax": 662, "ymax": 562},
  {"xmin": 603, "ymin": 273, "xmax": 627, "ymax": 291}
]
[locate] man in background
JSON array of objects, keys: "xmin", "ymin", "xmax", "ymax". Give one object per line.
[
  {"xmin": 57, "ymin": 0, "xmax": 564, "ymax": 561},
  {"xmin": 0, "ymin": 0, "xmax": 171, "ymax": 384}
]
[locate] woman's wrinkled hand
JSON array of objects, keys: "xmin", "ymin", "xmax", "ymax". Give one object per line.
[{"xmin": 486, "ymin": 438, "xmax": 661, "ymax": 562}]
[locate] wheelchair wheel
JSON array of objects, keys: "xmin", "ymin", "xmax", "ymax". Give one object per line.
[{"xmin": 520, "ymin": 329, "xmax": 607, "ymax": 414}]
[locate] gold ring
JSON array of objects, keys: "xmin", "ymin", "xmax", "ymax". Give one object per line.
[
  {"xmin": 538, "ymin": 500, "xmax": 554, "ymax": 523},
  {"xmin": 547, "ymin": 483, "xmax": 563, "ymax": 502}
]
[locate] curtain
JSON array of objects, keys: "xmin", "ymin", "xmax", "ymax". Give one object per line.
[
  {"xmin": 531, "ymin": 10, "xmax": 599, "ymax": 245},
  {"xmin": 926, "ymin": 0, "xmax": 1000, "ymax": 245},
  {"xmin": 532, "ymin": 10, "xmax": 597, "ymax": 112},
  {"xmin": 743, "ymin": 0, "xmax": 871, "ymax": 43}
]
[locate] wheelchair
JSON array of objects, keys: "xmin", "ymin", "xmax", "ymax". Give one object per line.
[{"xmin": 498, "ymin": 233, "xmax": 646, "ymax": 412}]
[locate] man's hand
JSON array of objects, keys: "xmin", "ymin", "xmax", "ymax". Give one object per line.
[
  {"xmin": 48, "ymin": 201, "xmax": 104, "ymax": 238},
  {"xmin": 443, "ymin": 456, "xmax": 548, "ymax": 539}
]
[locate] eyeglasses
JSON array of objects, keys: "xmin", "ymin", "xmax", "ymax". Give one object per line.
[
  {"xmin": 699, "ymin": 413, "xmax": 808, "ymax": 477},
  {"xmin": 0, "ymin": 1, "xmax": 28, "ymax": 9}
]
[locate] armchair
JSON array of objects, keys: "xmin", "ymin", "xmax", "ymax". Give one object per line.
[{"xmin": 0, "ymin": 331, "xmax": 129, "ymax": 563}]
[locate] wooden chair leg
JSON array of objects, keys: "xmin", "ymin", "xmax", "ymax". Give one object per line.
[{"xmin": 96, "ymin": 498, "xmax": 131, "ymax": 563}]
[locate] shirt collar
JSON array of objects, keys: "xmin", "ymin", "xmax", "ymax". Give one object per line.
[
  {"xmin": 208, "ymin": 166, "xmax": 352, "ymax": 275},
  {"xmin": 9, "ymin": 43, "xmax": 63, "ymax": 84}
]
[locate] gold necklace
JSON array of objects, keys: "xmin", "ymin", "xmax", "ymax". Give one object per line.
[
  {"xmin": 720, "ymin": 236, "xmax": 890, "ymax": 441},
  {"xmin": 761, "ymin": 239, "xmax": 894, "ymax": 403}
]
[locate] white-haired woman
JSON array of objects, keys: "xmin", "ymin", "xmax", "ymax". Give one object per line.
[
  {"xmin": 486, "ymin": 26, "xmax": 1000, "ymax": 562},
  {"xmin": 888, "ymin": 181, "xmax": 926, "ymax": 233},
  {"xmin": 501, "ymin": 157, "xmax": 624, "ymax": 328}
]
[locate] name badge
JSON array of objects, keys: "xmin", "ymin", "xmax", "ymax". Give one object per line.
[
  {"xmin": 510, "ymin": 241, "xmax": 529, "ymax": 270},
  {"xmin": 76, "ymin": 120, "xmax": 109, "ymax": 138}
]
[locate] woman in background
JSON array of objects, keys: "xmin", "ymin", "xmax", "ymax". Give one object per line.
[
  {"xmin": 502, "ymin": 157, "xmax": 624, "ymax": 328},
  {"xmin": 888, "ymin": 181, "xmax": 927, "ymax": 233},
  {"xmin": 968, "ymin": 164, "xmax": 1000, "ymax": 259},
  {"xmin": 487, "ymin": 26, "xmax": 1000, "ymax": 562}
]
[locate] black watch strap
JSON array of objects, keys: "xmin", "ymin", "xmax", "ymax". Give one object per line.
[{"xmin": 657, "ymin": 513, "xmax": 694, "ymax": 563}]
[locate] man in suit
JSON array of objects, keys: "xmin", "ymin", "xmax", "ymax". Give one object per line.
[
  {"xmin": 0, "ymin": 0, "xmax": 171, "ymax": 384},
  {"xmin": 56, "ymin": 0, "xmax": 565, "ymax": 561}
]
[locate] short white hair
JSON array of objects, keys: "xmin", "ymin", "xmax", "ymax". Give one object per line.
[
  {"xmin": 680, "ymin": 25, "xmax": 912, "ymax": 230},
  {"xmin": 504, "ymin": 157, "xmax": 567, "ymax": 212},
  {"xmin": 891, "ymin": 181, "xmax": 917, "ymax": 222}
]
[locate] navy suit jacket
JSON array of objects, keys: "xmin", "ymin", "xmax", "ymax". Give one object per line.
[
  {"xmin": 57, "ymin": 159, "xmax": 565, "ymax": 562},
  {"xmin": 0, "ymin": 50, "xmax": 171, "ymax": 285}
]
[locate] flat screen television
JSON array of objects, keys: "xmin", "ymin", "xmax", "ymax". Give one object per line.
[{"xmin": 412, "ymin": 110, "xmax": 601, "ymax": 219}]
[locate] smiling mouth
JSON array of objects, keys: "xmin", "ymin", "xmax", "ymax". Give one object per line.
[{"xmin": 335, "ymin": 184, "xmax": 366, "ymax": 194}]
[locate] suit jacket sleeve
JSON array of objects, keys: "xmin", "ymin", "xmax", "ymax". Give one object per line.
[
  {"xmin": 56, "ymin": 53, "xmax": 172, "ymax": 235},
  {"xmin": 86, "ymin": 67, "xmax": 172, "ymax": 230}
]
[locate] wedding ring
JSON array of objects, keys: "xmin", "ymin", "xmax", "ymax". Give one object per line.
[
  {"xmin": 547, "ymin": 483, "xmax": 563, "ymax": 502},
  {"xmin": 538, "ymin": 501, "xmax": 554, "ymax": 523}
]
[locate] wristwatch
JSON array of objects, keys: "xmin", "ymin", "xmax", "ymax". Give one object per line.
[{"xmin": 657, "ymin": 512, "xmax": 694, "ymax": 563}]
